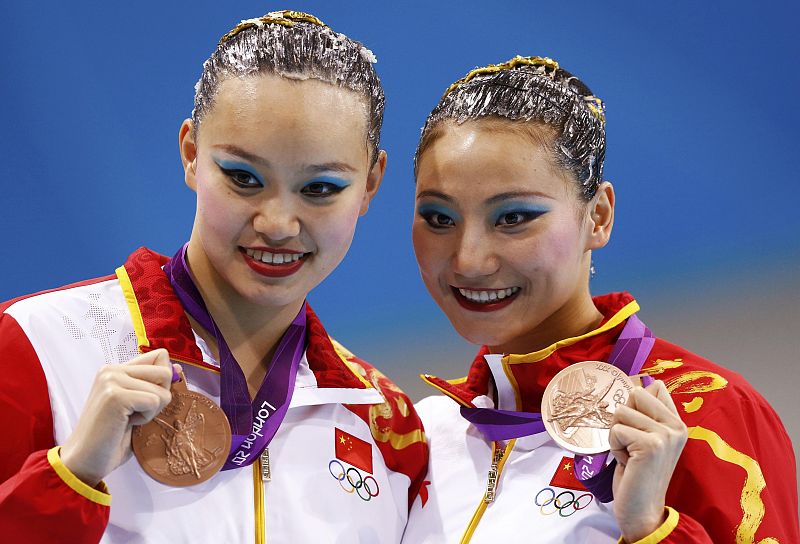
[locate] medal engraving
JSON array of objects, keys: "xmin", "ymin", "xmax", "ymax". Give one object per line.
[
  {"xmin": 542, "ymin": 361, "xmax": 635, "ymax": 455},
  {"xmin": 132, "ymin": 375, "xmax": 232, "ymax": 486}
]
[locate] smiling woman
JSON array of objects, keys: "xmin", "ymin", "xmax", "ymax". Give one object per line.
[
  {"xmin": 0, "ymin": 10, "xmax": 427, "ymax": 544},
  {"xmin": 404, "ymin": 56, "xmax": 799, "ymax": 544}
]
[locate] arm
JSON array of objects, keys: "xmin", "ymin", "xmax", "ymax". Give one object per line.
[
  {"xmin": 0, "ymin": 312, "xmax": 109, "ymax": 543},
  {"xmin": 660, "ymin": 400, "xmax": 799, "ymax": 543},
  {"xmin": 0, "ymin": 311, "xmax": 178, "ymax": 542}
]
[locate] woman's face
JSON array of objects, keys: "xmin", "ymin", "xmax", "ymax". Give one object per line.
[
  {"xmin": 180, "ymin": 73, "xmax": 383, "ymax": 311},
  {"xmin": 412, "ymin": 122, "xmax": 610, "ymax": 353}
]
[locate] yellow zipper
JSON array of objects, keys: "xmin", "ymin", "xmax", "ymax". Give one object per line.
[
  {"xmin": 253, "ymin": 459, "xmax": 265, "ymax": 544},
  {"xmin": 459, "ymin": 439, "xmax": 516, "ymax": 544}
]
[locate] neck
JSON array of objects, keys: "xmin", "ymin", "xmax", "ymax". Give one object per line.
[
  {"xmin": 493, "ymin": 283, "xmax": 603, "ymax": 356},
  {"xmin": 184, "ymin": 240, "xmax": 304, "ymax": 393}
]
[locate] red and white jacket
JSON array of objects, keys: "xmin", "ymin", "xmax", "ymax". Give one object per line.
[
  {"xmin": 404, "ymin": 292, "xmax": 798, "ymax": 544},
  {"xmin": 0, "ymin": 247, "xmax": 428, "ymax": 543}
]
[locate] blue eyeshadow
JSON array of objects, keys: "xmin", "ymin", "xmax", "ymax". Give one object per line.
[
  {"xmin": 213, "ymin": 158, "xmax": 265, "ymax": 185},
  {"xmin": 417, "ymin": 202, "xmax": 461, "ymax": 221},
  {"xmin": 308, "ymin": 175, "xmax": 351, "ymax": 188}
]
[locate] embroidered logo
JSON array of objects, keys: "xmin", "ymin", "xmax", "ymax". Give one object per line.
[
  {"xmin": 535, "ymin": 487, "xmax": 593, "ymax": 517},
  {"xmin": 335, "ymin": 427, "xmax": 373, "ymax": 473},
  {"xmin": 534, "ymin": 456, "xmax": 593, "ymax": 517},
  {"xmin": 329, "ymin": 428, "xmax": 380, "ymax": 501},
  {"xmin": 549, "ymin": 456, "xmax": 588, "ymax": 491}
]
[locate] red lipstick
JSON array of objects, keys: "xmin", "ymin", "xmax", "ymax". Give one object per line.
[
  {"xmin": 241, "ymin": 248, "xmax": 308, "ymax": 278},
  {"xmin": 451, "ymin": 286, "xmax": 519, "ymax": 313}
]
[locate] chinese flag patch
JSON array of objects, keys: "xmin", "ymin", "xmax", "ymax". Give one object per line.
[
  {"xmin": 335, "ymin": 428, "xmax": 373, "ymax": 474},
  {"xmin": 549, "ymin": 456, "xmax": 588, "ymax": 491}
]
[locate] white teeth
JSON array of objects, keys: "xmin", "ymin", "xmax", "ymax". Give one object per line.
[
  {"xmin": 247, "ymin": 251, "xmax": 305, "ymax": 265},
  {"xmin": 457, "ymin": 287, "xmax": 520, "ymax": 304}
]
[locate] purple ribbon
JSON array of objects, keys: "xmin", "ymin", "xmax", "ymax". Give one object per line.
[
  {"xmin": 460, "ymin": 313, "xmax": 655, "ymax": 502},
  {"xmin": 163, "ymin": 244, "xmax": 307, "ymax": 470},
  {"xmin": 574, "ymin": 314, "xmax": 654, "ymax": 501}
]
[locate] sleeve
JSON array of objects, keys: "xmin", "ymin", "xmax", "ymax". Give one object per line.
[
  {"xmin": 623, "ymin": 392, "xmax": 799, "ymax": 543},
  {"xmin": 0, "ymin": 310, "xmax": 110, "ymax": 543}
]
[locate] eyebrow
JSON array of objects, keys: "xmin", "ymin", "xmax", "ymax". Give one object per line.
[
  {"xmin": 484, "ymin": 191, "xmax": 551, "ymax": 205},
  {"xmin": 416, "ymin": 190, "xmax": 550, "ymax": 205},
  {"xmin": 416, "ymin": 190, "xmax": 453, "ymax": 202},
  {"xmin": 211, "ymin": 144, "xmax": 358, "ymax": 174}
]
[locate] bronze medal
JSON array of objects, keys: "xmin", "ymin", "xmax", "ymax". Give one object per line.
[
  {"xmin": 132, "ymin": 373, "xmax": 231, "ymax": 486},
  {"xmin": 541, "ymin": 361, "xmax": 635, "ymax": 455}
]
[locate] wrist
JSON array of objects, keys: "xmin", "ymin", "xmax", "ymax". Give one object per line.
[
  {"xmin": 620, "ymin": 507, "xmax": 668, "ymax": 543},
  {"xmin": 59, "ymin": 444, "xmax": 103, "ymax": 487}
]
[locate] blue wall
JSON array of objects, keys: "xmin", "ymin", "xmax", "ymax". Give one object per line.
[{"xmin": 2, "ymin": 0, "xmax": 798, "ymax": 350}]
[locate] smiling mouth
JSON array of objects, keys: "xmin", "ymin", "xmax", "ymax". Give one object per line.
[
  {"xmin": 451, "ymin": 286, "xmax": 521, "ymax": 312},
  {"xmin": 240, "ymin": 247, "xmax": 311, "ymax": 278}
]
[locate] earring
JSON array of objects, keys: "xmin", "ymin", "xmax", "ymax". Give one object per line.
[{"xmin": 590, "ymin": 260, "xmax": 596, "ymax": 280}]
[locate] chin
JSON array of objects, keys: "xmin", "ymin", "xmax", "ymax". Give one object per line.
[
  {"xmin": 240, "ymin": 283, "xmax": 306, "ymax": 309},
  {"xmin": 450, "ymin": 320, "xmax": 507, "ymax": 348}
]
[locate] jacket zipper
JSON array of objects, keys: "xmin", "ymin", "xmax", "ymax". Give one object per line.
[{"xmin": 459, "ymin": 439, "xmax": 516, "ymax": 544}]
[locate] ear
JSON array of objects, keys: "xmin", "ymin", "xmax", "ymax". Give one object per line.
[
  {"xmin": 359, "ymin": 149, "xmax": 387, "ymax": 216},
  {"xmin": 585, "ymin": 181, "xmax": 615, "ymax": 250},
  {"xmin": 179, "ymin": 119, "xmax": 198, "ymax": 192}
]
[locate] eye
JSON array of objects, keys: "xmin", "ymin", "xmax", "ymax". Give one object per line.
[
  {"xmin": 221, "ymin": 168, "xmax": 262, "ymax": 188},
  {"xmin": 420, "ymin": 211, "xmax": 455, "ymax": 229},
  {"xmin": 301, "ymin": 181, "xmax": 346, "ymax": 198},
  {"xmin": 495, "ymin": 210, "xmax": 544, "ymax": 228}
]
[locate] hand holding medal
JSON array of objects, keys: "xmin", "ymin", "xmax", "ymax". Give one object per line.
[
  {"xmin": 608, "ymin": 380, "xmax": 688, "ymax": 542},
  {"xmin": 60, "ymin": 349, "xmax": 176, "ymax": 488},
  {"xmin": 542, "ymin": 363, "xmax": 688, "ymax": 541}
]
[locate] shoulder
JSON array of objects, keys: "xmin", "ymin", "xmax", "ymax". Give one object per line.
[
  {"xmin": 646, "ymin": 337, "xmax": 772, "ymax": 410},
  {"xmin": 335, "ymin": 340, "xmax": 425, "ymax": 439},
  {"xmin": 644, "ymin": 337, "xmax": 791, "ymax": 446},
  {"xmin": 330, "ymin": 340, "xmax": 429, "ymax": 507},
  {"xmin": 1, "ymin": 273, "xmax": 119, "ymax": 320},
  {"xmin": 415, "ymin": 395, "xmax": 462, "ymax": 431}
]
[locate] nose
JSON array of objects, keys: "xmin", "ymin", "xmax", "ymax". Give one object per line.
[
  {"xmin": 451, "ymin": 225, "xmax": 499, "ymax": 280},
  {"xmin": 251, "ymin": 193, "xmax": 301, "ymax": 242}
]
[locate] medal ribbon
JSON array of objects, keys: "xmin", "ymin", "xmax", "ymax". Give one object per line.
[
  {"xmin": 459, "ymin": 314, "xmax": 655, "ymax": 502},
  {"xmin": 164, "ymin": 244, "xmax": 307, "ymax": 470}
]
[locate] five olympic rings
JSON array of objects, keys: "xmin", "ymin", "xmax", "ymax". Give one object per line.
[
  {"xmin": 328, "ymin": 460, "xmax": 380, "ymax": 501},
  {"xmin": 535, "ymin": 487, "xmax": 593, "ymax": 517}
]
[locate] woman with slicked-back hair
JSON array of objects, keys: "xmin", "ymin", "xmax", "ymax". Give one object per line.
[
  {"xmin": 0, "ymin": 10, "xmax": 427, "ymax": 543},
  {"xmin": 404, "ymin": 56, "xmax": 798, "ymax": 543}
]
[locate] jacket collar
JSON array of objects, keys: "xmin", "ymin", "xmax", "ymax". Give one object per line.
[
  {"xmin": 421, "ymin": 292, "xmax": 640, "ymax": 412},
  {"xmin": 116, "ymin": 247, "xmax": 372, "ymax": 392}
]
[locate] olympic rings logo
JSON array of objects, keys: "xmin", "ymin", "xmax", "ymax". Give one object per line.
[
  {"xmin": 535, "ymin": 487, "xmax": 593, "ymax": 517},
  {"xmin": 328, "ymin": 460, "xmax": 380, "ymax": 502}
]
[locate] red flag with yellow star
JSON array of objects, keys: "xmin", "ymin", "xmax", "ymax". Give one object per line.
[
  {"xmin": 549, "ymin": 456, "xmax": 588, "ymax": 491},
  {"xmin": 335, "ymin": 428, "xmax": 373, "ymax": 474}
]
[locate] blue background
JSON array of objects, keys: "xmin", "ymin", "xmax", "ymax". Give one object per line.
[{"xmin": 1, "ymin": 1, "xmax": 798, "ymax": 471}]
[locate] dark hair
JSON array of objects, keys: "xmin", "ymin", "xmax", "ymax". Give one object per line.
[
  {"xmin": 416, "ymin": 56, "xmax": 605, "ymax": 200},
  {"xmin": 192, "ymin": 11, "xmax": 384, "ymax": 164}
]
